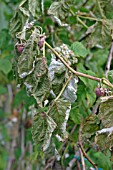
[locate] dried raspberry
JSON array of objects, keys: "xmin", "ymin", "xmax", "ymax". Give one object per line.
[
  {"xmin": 16, "ymin": 44, "xmax": 24, "ymax": 54},
  {"xmin": 38, "ymin": 35, "xmax": 46, "ymax": 48},
  {"xmin": 95, "ymin": 87, "xmax": 105, "ymax": 97}
]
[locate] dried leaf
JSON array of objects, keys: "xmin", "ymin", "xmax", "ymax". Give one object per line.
[
  {"xmin": 28, "ymin": 0, "xmax": 40, "ymax": 17},
  {"xmin": 48, "ymin": 1, "xmax": 69, "ymax": 19},
  {"xmin": 98, "ymin": 96, "xmax": 113, "ymax": 128},
  {"xmin": 49, "ymin": 98, "xmax": 71, "ymax": 140},
  {"xmin": 32, "ymin": 112, "xmax": 56, "ymax": 151}
]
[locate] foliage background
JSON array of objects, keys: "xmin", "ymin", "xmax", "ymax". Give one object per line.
[{"xmin": 0, "ymin": 0, "xmax": 113, "ymax": 170}]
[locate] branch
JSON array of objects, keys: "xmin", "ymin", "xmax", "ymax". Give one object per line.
[
  {"xmin": 45, "ymin": 41, "xmax": 113, "ymax": 88},
  {"xmin": 6, "ymin": 139, "xmax": 16, "ymax": 170},
  {"xmin": 77, "ymin": 17, "xmax": 88, "ymax": 29},
  {"xmin": 105, "ymin": 41, "xmax": 113, "ymax": 77},
  {"xmin": 79, "ymin": 147, "xmax": 86, "ymax": 170},
  {"xmin": 45, "ymin": 41, "xmax": 100, "ymax": 81},
  {"xmin": 78, "ymin": 123, "xmax": 98, "ymax": 170}
]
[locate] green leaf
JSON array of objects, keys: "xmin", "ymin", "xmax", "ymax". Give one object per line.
[
  {"xmin": 0, "ymin": 2, "xmax": 10, "ymax": 30},
  {"xmin": 13, "ymin": 88, "xmax": 36, "ymax": 109},
  {"xmin": 98, "ymin": 96, "xmax": 113, "ymax": 128},
  {"xmin": 16, "ymin": 29, "xmax": 51, "ymax": 104},
  {"xmin": 10, "ymin": 8, "xmax": 28, "ymax": 38},
  {"xmin": 108, "ymin": 70, "xmax": 113, "ymax": 83},
  {"xmin": 86, "ymin": 20, "xmax": 113, "ymax": 48},
  {"xmin": 82, "ymin": 114, "xmax": 100, "ymax": 139},
  {"xmin": 0, "ymin": 58, "xmax": 12, "ymax": 74},
  {"xmin": 70, "ymin": 107, "xmax": 82, "ymax": 124},
  {"xmin": 0, "ymin": 85, "xmax": 7, "ymax": 95},
  {"xmin": 32, "ymin": 112, "xmax": 56, "ymax": 151},
  {"xmin": 28, "ymin": 0, "xmax": 40, "ymax": 17},
  {"xmin": 18, "ymin": 34, "xmax": 38, "ymax": 79},
  {"xmin": 71, "ymin": 42, "xmax": 88, "ymax": 58},
  {"xmin": 48, "ymin": 1, "xmax": 69, "ymax": 19},
  {"xmin": 49, "ymin": 98, "xmax": 71, "ymax": 140}
]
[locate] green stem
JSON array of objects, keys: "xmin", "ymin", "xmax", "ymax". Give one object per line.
[
  {"xmin": 77, "ymin": 14, "xmax": 99, "ymax": 22},
  {"xmin": 47, "ymin": 74, "xmax": 72, "ymax": 114},
  {"xmin": 70, "ymin": 8, "xmax": 88, "ymax": 29},
  {"xmin": 96, "ymin": 0, "xmax": 106, "ymax": 19},
  {"xmin": 43, "ymin": 41, "xmax": 46, "ymax": 58},
  {"xmin": 54, "ymin": 75, "xmax": 72, "ymax": 102},
  {"xmin": 45, "ymin": 41, "xmax": 113, "ymax": 88},
  {"xmin": 77, "ymin": 17, "xmax": 88, "ymax": 29}
]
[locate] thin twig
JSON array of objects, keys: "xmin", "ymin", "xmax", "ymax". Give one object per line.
[
  {"xmin": 77, "ymin": 17, "xmax": 88, "ymax": 29},
  {"xmin": 45, "ymin": 41, "xmax": 100, "ymax": 82},
  {"xmin": 79, "ymin": 143, "xmax": 98, "ymax": 170},
  {"xmin": 96, "ymin": 0, "xmax": 106, "ymax": 19},
  {"xmin": 55, "ymin": 75, "xmax": 72, "ymax": 102},
  {"xmin": 77, "ymin": 14, "xmax": 99, "ymax": 21},
  {"xmin": 44, "ymin": 156, "xmax": 56, "ymax": 170},
  {"xmin": 41, "ymin": 0, "xmax": 44, "ymax": 14},
  {"xmin": 17, "ymin": 142, "xmax": 30, "ymax": 170},
  {"xmin": 78, "ymin": 122, "xmax": 86, "ymax": 170},
  {"xmin": 79, "ymin": 147, "xmax": 86, "ymax": 170},
  {"xmin": 78, "ymin": 122, "xmax": 98, "ymax": 170},
  {"xmin": 45, "ymin": 41, "xmax": 113, "ymax": 88},
  {"xmin": 6, "ymin": 138, "xmax": 16, "ymax": 170},
  {"xmin": 105, "ymin": 41, "xmax": 113, "ymax": 77},
  {"xmin": 70, "ymin": 8, "xmax": 88, "ymax": 29}
]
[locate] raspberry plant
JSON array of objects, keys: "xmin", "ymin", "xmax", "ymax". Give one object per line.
[{"xmin": 9, "ymin": 0, "xmax": 113, "ymax": 169}]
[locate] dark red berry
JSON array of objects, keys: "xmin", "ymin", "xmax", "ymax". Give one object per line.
[
  {"xmin": 17, "ymin": 46, "xmax": 24, "ymax": 53},
  {"xmin": 16, "ymin": 44, "xmax": 24, "ymax": 54},
  {"xmin": 38, "ymin": 36, "xmax": 46, "ymax": 48},
  {"xmin": 95, "ymin": 87, "xmax": 105, "ymax": 97}
]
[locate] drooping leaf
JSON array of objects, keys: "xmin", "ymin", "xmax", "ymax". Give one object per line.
[
  {"xmin": 15, "ymin": 28, "xmax": 51, "ymax": 104},
  {"xmin": 48, "ymin": 1, "xmax": 69, "ymax": 19},
  {"xmin": 95, "ymin": 133, "xmax": 113, "ymax": 153},
  {"xmin": 10, "ymin": 8, "xmax": 29, "ymax": 38},
  {"xmin": 82, "ymin": 114, "xmax": 100, "ymax": 139},
  {"xmin": 63, "ymin": 77, "xmax": 78, "ymax": 103},
  {"xmin": 98, "ymin": 96, "xmax": 113, "ymax": 128},
  {"xmin": 28, "ymin": 0, "xmax": 40, "ymax": 17},
  {"xmin": 17, "ymin": 32, "xmax": 39, "ymax": 79},
  {"xmin": 49, "ymin": 98, "xmax": 71, "ymax": 140},
  {"xmin": 32, "ymin": 112, "xmax": 56, "ymax": 151},
  {"xmin": 86, "ymin": 20, "xmax": 113, "ymax": 48},
  {"xmin": 49, "ymin": 44, "xmax": 77, "ymax": 96}
]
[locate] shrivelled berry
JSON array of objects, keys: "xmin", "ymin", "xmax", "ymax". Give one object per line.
[
  {"xmin": 38, "ymin": 35, "xmax": 46, "ymax": 48},
  {"xmin": 17, "ymin": 46, "xmax": 24, "ymax": 53},
  {"xmin": 95, "ymin": 87, "xmax": 105, "ymax": 97},
  {"xmin": 24, "ymin": 119, "xmax": 32, "ymax": 129},
  {"xmin": 16, "ymin": 44, "xmax": 24, "ymax": 54}
]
